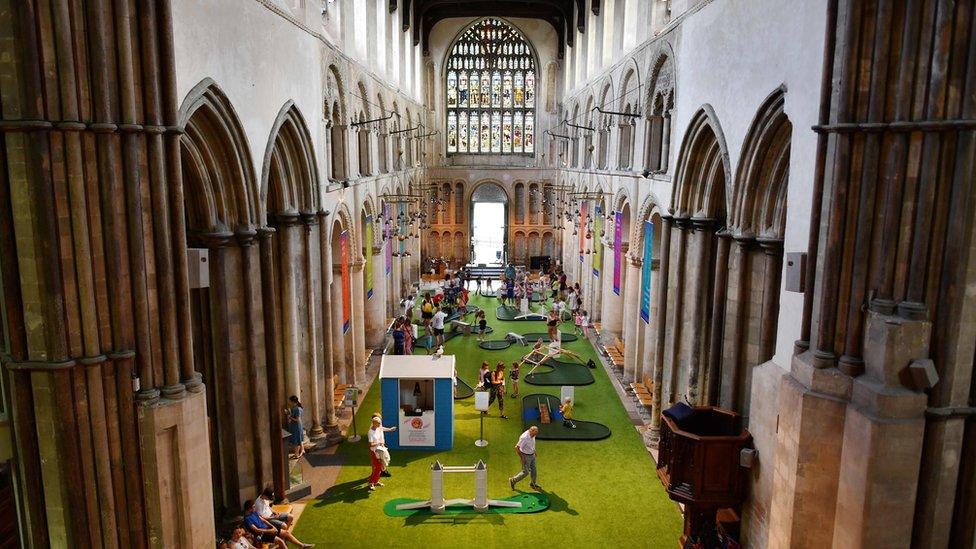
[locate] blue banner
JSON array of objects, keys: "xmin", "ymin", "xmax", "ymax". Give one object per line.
[{"xmin": 639, "ymin": 221, "xmax": 654, "ymax": 324}]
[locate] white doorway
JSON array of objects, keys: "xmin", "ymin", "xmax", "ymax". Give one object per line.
[{"xmin": 471, "ymin": 202, "xmax": 505, "ymax": 264}]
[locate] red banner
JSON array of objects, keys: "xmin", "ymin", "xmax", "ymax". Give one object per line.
[{"xmin": 341, "ymin": 230, "xmax": 351, "ymax": 333}]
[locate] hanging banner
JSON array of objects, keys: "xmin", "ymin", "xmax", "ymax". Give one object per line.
[
  {"xmin": 640, "ymin": 221, "xmax": 654, "ymax": 323},
  {"xmin": 613, "ymin": 211, "xmax": 623, "ymax": 295},
  {"xmin": 365, "ymin": 215, "xmax": 374, "ymax": 300},
  {"xmin": 593, "ymin": 204, "xmax": 603, "ymax": 276},
  {"xmin": 384, "ymin": 203, "xmax": 392, "ymax": 274},
  {"xmin": 340, "ymin": 230, "xmax": 351, "ymax": 333},
  {"xmin": 579, "ymin": 201, "xmax": 587, "ymax": 263}
]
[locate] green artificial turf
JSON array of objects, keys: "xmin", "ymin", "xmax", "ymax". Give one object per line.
[
  {"xmin": 522, "ymin": 393, "xmax": 611, "ymax": 440},
  {"xmin": 292, "ymin": 293, "xmax": 682, "ymax": 548},
  {"xmin": 383, "ymin": 492, "xmax": 549, "ymax": 516},
  {"xmin": 523, "ymin": 357, "xmax": 595, "ymax": 386}
]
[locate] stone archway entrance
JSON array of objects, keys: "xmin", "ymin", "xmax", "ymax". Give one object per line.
[{"xmin": 469, "ymin": 182, "xmax": 509, "ymax": 265}]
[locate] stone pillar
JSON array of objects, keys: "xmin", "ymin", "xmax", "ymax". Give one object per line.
[
  {"xmin": 604, "ymin": 243, "xmax": 627, "ymax": 337},
  {"xmin": 664, "ymin": 219, "xmax": 690, "ymax": 406},
  {"xmin": 330, "ymin": 271, "xmax": 349, "ymax": 384},
  {"xmin": 317, "ymin": 211, "xmax": 339, "ymax": 433},
  {"xmin": 258, "ymin": 227, "xmax": 288, "ymax": 499},
  {"xmin": 622, "ymin": 256, "xmax": 643, "ymax": 381},
  {"xmin": 704, "ymin": 230, "xmax": 732, "ymax": 404},
  {"xmin": 721, "ymin": 235, "xmax": 755, "ymax": 410},
  {"xmin": 366, "ymin": 245, "xmax": 389, "ymax": 347},
  {"xmin": 649, "ymin": 216, "xmax": 673, "ymax": 439},
  {"xmin": 301, "ymin": 214, "xmax": 323, "ymax": 438},
  {"xmin": 351, "ymin": 261, "xmax": 367, "ymax": 383},
  {"xmin": 276, "ymin": 213, "xmax": 303, "ymax": 399},
  {"xmin": 831, "ymin": 311, "xmax": 931, "ymax": 547},
  {"xmin": 686, "ymin": 217, "xmax": 715, "ymax": 404}
]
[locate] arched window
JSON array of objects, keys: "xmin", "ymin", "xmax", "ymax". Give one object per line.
[{"xmin": 446, "ymin": 18, "xmax": 536, "ymax": 155}]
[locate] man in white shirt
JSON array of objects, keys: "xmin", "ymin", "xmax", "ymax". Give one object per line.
[
  {"xmin": 509, "ymin": 426, "xmax": 541, "ymax": 491},
  {"xmin": 367, "ymin": 416, "xmax": 396, "ymax": 491},
  {"xmin": 431, "ymin": 307, "xmax": 448, "ymax": 347},
  {"xmin": 402, "ymin": 295, "xmax": 415, "ymax": 320}
]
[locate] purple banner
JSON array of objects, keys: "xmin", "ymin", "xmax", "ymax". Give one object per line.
[{"xmin": 613, "ymin": 211, "xmax": 622, "ymax": 295}]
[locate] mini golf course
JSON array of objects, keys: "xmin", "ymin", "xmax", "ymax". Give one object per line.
[
  {"xmin": 383, "ymin": 492, "xmax": 549, "ymax": 517},
  {"xmin": 477, "ymin": 331, "xmax": 578, "ymax": 350},
  {"xmin": 522, "ymin": 357, "xmax": 595, "ymax": 386},
  {"xmin": 522, "ymin": 393, "xmax": 611, "ymax": 441},
  {"xmin": 292, "ymin": 293, "xmax": 682, "ymax": 548}
]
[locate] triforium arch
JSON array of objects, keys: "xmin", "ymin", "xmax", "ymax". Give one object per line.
[
  {"xmin": 713, "ymin": 86, "xmax": 791, "ymax": 416},
  {"xmin": 596, "ymin": 80, "xmax": 613, "ymax": 170},
  {"xmin": 325, "ymin": 65, "xmax": 348, "ymax": 181},
  {"xmin": 262, "ymin": 101, "xmax": 319, "ymax": 216},
  {"xmin": 645, "ymin": 45, "xmax": 676, "ymax": 175},
  {"xmin": 618, "ymin": 65, "xmax": 639, "ymax": 170},
  {"xmin": 651, "ymin": 106, "xmax": 730, "ymax": 436},
  {"xmin": 179, "ymin": 79, "xmax": 273, "ymax": 519}
]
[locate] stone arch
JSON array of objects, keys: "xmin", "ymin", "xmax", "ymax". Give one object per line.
[
  {"xmin": 731, "ymin": 87, "xmax": 791, "ymax": 238},
  {"xmin": 597, "ymin": 81, "xmax": 614, "ymax": 170},
  {"xmin": 583, "ymin": 95, "xmax": 596, "ymax": 168},
  {"xmin": 672, "ymin": 106, "xmax": 731, "ymax": 220},
  {"xmin": 376, "ymin": 94, "xmax": 389, "ymax": 173},
  {"xmin": 261, "ymin": 101, "xmax": 319, "ymax": 217},
  {"xmin": 179, "ymin": 78, "xmax": 260, "ymax": 232},
  {"xmin": 644, "ymin": 46, "xmax": 676, "ymax": 174}
]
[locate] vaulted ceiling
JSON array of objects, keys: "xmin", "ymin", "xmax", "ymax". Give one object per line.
[{"xmin": 388, "ymin": 0, "xmax": 605, "ymax": 58}]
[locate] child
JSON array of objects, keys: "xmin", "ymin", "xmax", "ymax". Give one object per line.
[
  {"xmin": 574, "ymin": 310, "xmax": 584, "ymax": 335},
  {"xmin": 477, "ymin": 310, "xmax": 488, "ymax": 342},
  {"xmin": 580, "ymin": 310, "xmax": 590, "ymax": 337},
  {"xmin": 509, "ymin": 361, "xmax": 520, "ymax": 398},
  {"xmin": 476, "ymin": 361, "xmax": 490, "ymax": 390},
  {"xmin": 560, "ymin": 397, "xmax": 576, "ymax": 429}
]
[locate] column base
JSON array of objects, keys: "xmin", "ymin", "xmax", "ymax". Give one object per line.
[{"xmin": 138, "ymin": 389, "xmax": 215, "ymax": 548}]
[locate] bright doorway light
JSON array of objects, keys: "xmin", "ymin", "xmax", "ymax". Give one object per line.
[{"xmin": 472, "ymin": 202, "xmax": 505, "ymax": 264}]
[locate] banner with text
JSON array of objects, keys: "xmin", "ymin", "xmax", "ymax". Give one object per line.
[
  {"xmin": 593, "ymin": 204, "xmax": 603, "ymax": 276},
  {"xmin": 613, "ymin": 211, "xmax": 623, "ymax": 295},
  {"xmin": 341, "ymin": 230, "xmax": 351, "ymax": 333},
  {"xmin": 640, "ymin": 221, "xmax": 654, "ymax": 323},
  {"xmin": 365, "ymin": 216, "xmax": 374, "ymax": 300}
]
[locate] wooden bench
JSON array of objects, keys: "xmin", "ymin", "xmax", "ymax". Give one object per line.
[
  {"xmin": 364, "ymin": 348, "xmax": 375, "ymax": 363},
  {"xmin": 629, "ymin": 374, "xmax": 653, "ymax": 395},
  {"xmin": 332, "ymin": 375, "xmax": 348, "ymax": 410},
  {"xmin": 603, "ymin": 337, "xmax": 625, "ymax": 368},
  {"xmin": 592, "ymin": 322, "xmax": 602, "ymax": 336}
]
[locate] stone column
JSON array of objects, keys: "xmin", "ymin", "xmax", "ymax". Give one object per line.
[
  {"xmin": 686, "ymin": 217, "xmax": 715, "ymax": 404},
  {"xmin": 622, "ymin": 256, "xmax": 643, "ymax": 381},
  {"xmin": 351, "ymin": 260, "xmax": 367, "ymax": 383},
  {"xmin": 275, "ymin": 213, "xmax": 303, "ymax": 399},
  {"xmin": 258, "ymin": 227, "xmax": 288, "ymax": 499},
  {"xmin": 604, "ymin": 243, "xmax": 627, "ymax": 337},
  {"xmin": 831, "ymin": 311, "xmax": 931, "ymax": 547},
  {"xmin": 705, "ymin": 230, "xmax": 732, "ymax": 405},
  {"xmin": 649, "ymin": 216, "xmax": 673, "ymax": 440},
  {"xmin": 665, "ymin": 219, "xmax": 690, "ymax": 406},
  {"xmin": 317, "ymin": 211, "xmax": 339, "ymax": 433},
  {"xmin": 301, "ymin": 214, "xmax": 323, "ymax": 438},
  {"xmin": 757, "ymin": 238, "xmax": 784, "ymax": 362},
  {"xmin": 330, "ymin": 270, "xmax": 349, "ymax": 384},
  {"xmin": 720, "ymin": 235, "xmax": 755, "ymax": 410}
]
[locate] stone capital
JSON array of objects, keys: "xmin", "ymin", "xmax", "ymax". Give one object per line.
[
  {"xmin": 271, "ymin": 211, "xmax": 302, "ymax": 227},
  {"xmin": 234, "ymin": 229, "xmax": 258, "ymax": 247}
]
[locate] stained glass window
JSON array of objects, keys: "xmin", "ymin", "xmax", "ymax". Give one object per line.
[{"xmin": 445, "ymin": 18, "xmax": 535, "ymax": 155}]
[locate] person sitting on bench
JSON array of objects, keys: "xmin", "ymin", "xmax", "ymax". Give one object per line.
[
  {"xmin": 254, "ymin": 485, "xmax": 292, "ymax": 529},
  {"xmin": 243, "ymin": 499, "xmax": 313, "ymax": 548}
]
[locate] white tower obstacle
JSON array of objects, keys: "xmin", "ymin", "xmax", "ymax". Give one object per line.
[{"xmin": 394, "ymin": 460, "xmax": 523, "ymax": 513}]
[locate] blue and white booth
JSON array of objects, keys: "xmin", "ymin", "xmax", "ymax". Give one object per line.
[{"xmin": 379, "ymin": 354, "xmax": 455, "ymax": 451}]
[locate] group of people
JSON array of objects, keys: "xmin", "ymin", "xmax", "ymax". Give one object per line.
[
  {"xmin": 477, "ymin": 360, "xmax": 521, "ymax": 419},
  {"xmin": 218, "ymin": 486, "xmax": 313, "ymax": 548}
]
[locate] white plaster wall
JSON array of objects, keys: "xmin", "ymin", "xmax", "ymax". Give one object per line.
[{"xmin": 173, "ymin": 0, "xmax": 326, "ymax": 186}]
